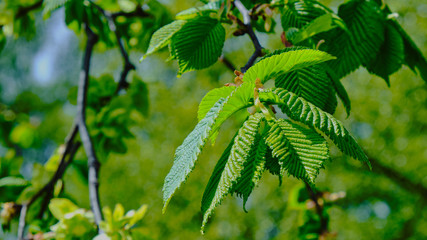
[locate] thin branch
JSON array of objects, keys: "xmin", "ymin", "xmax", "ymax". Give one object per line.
[
  {"xmin": 233, "ymin": 0, "xmax": 263, "ymax": 73},
  {"xmin": 76, "ymin": 24, "xmax": 103, "ymax": 230},
  {"xmin": 17, "ymin": 126, "xmax": 79, "ymax": 240},
  {"xmin": 368, "ymin": 156, "xmax": 427, "ymax": 198},
  {"xmin": 219, "ymin": 54, "xmax": 236, "ymax": 72},
  {"xmin": 90, "ymin": 1, "xmax": 137, "ymax": 93},
  {"xmin": 15, "ymin": 0, "xmax": 43, "ymax": 19},
  {"xmin": 304, "ymin": 182, "xmax": 328, "ymax": 235}
]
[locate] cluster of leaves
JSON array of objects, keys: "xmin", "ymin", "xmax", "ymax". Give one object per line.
[
  {"xmin": 158, "ymin": 0, "xmax": 427, "ymax": 231},
  {"xmin": 44, "ymin": 198, "xmax": 149, "ymax": 240},
  {"xmin": 68, "ymin": 74, "xmax": 149, "ymax": 158},
  {"xmin": 281, "ymin": 0, "xmax": 427, "ymax": 85}
]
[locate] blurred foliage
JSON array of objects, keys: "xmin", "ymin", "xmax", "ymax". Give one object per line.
[{"xmin": 0, "ymin": 0, "xmax": 426, "ymax": 239}]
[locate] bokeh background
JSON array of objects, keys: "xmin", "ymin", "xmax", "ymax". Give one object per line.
[{"xmin": 1, "ymin": 0, "xmax": 426, "ymax": 239}]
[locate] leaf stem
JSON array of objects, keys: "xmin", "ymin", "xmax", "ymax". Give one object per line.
[{"xmin": 304, "ymin": 182, "xmax": 328, "ymax": 235}]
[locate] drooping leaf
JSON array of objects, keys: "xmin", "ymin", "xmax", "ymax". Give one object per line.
[
  {"xmin": 259, "ymin": 88, "xmax": 369, "ymax": 168},
  {"xmin": 198, "ymin": 86, "xmax": 236, "ymax": 121},
  {"xmin": 365, "ymin": 21, "xmax": 405, "ymax": 86},
  {"xmin": 143, "ymin": 20, "xmax": 186, "ymax": 60},
  {"xmin": 232, "ymin": 130, "xmax": 267, "ymax": 211},
  {"xmin": 176, "ymin": 1, "xmax": 223, "ymax": 20},
  {"xmin": 163, "ymin": 98, "xmax": 227, "ymax": 211},
  {"xmin": 171, "ymin": 16, "xmax": 225, "ymax": 76},
  {"xmin": 265, "ymin": 118, "xmax": 329, "ymax": 182},
  {"xmin": 265, "ymin": 148, "xmax": 282, "ymax": 184},
  {"xmin": 201, "ymin": 113, "xmax": 264, "ymax": 231},
  {"xmin": 326, "ymin": 69, "xmax": 351, "ymax": 116},
  {"xmin": 319, "ymin": 0, "xmax": 386, "ymax": 79},
  {"xmin": 389, "ymin": 19, "xmax": 427, "ymax": 83}
]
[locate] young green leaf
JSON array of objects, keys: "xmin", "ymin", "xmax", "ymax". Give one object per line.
[
  {"xmin": 142, "ymin": 20, "xmax": 186, "ymax": 60},
  {"xmin": 281, "ymin": 0, "xmax": 332, "ymax": 31},
  {"xmin": 201, "ymin": 113, "xmax": 264, "ymax": 231},
  {"xmin": 265, "ymin": 119, "xmax": 329, "ymax": 182},
  {"xmin": 259, "ymin": 88, "xmax": 370, "ymax": 168},
  {"xmin": 163, "ymin": 98, "xmax": 227, "ymax": 211},
  {"xmin": 176, "ymin": 1, "xmax": 223, "ymax": 20},
  {"xmin": 198, "ymin": 86, "xmax": 236, "ymax": 121}
]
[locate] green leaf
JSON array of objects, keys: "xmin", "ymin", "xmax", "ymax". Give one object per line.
[
  {"xmin": 244, "ymin": 49, "xmax": 336, "ymax": 84},
  {"xmin": 201, "ymin": 113, "xmax": 264, "ymax": 231},
  {"xmin": 142, "ymin": 20, "xmax": 186, "ymax": 60},
  {"xmin": 259, "ymin": 88, "xmax": 370, "ymax": 168},
  {"xmin": 198, "ymin": 86, "xmax": 236, "ymax": 121},
  {"xmin": 326, "ymin": 69, "xmax": 351, "ymax": 116},
  {"xmin": 265, "ymin": 148, "xmax": 282, "ymax": 184},
  {"xmin": 171, "ymin": 16, "xmax": 225, "ymax": 76},
  {"xmin": 365, "ymin": 21, "xmax": 405, "ymax": 86},
  {"xmin": 265, "ymin": 118, "xmax": 329, "ymax": 182},
  {"xmin": 232, "ymin": 131, "xmax": 267, "ymax": 211},
  {"xmin": 208, "ymin": 49, "xmax": 336, "ymax": 143},
  {"xmin": 319, "ymin": 0, "xmax": 386, "ymax": 79},
  {"xmin": 49, "ymin": 198, "xmax": 79, "ymax": 220},
  {"xmin": 389, "ymin": 19, "xmax": 427, "ymax": 83},
  {"xmin": 163, "ymin": 98, "xmax": 227, "ymax": 211},
  {"xmin": 0, "ymin": 176, "xmax": 29, "ymax": 187},
  {"xmin": 126, "ymin": 205, "xmax": 148, "ymax": 228},
  {"xmin": 176, "ymin": 1, "xmax": 223, "ymax": 20},
  {"xmin": 281, "ymin": 0, "xmax": 332, "ymax": 31},
  {"xmin": 275, "ymin": 61, "xmax": 337, "ymax": 114},
  {"xmin": 290, "ymin": 13, "xmax": 336, "ymax": 44}
]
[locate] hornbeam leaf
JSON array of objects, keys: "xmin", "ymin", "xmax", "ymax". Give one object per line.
[
  {"xmin": 319, "ymin": 0, "xmax": 386, "ymax": 79},
  {"xmin": 365, "ymin": 21, "xmax": 405, "ymax": 86},
  {"xmin": 198, "ymin": 86, "xmax": 236, "ymax": 121},
  {"xmin": 171, "ymin": 16, "xmax": 225, "ymax": 76},
  {"xmin": 265, "ymin": 118, "xmax": 329, "ymax": 182},
  {"xmin": 143, "ymin": 20, "xmax": 186, "ymax": 60},
  {"xmin": 243, "ymin": 49, "xmax": 336, "ymax": 84},
  {"xmin": 201, "ymin": 113, "xmax": 264, "ymax": 231},
  {"xmin": 281, "ymin": 0, "xmax": 332, "ymax": 31},
  {"xmin": 208, "ymin": 49, "xmax": 336, "ymax": 143},
  {"xmin": 232, "ymin": 131, "xmax": 267, "ymax": 211},
  {"xmin": 162, "ymin": 98, "xmax": 227, "ymax": 211},
  {"xmin": 259, "ymin": 88, "xmax": 370, "ymax": 168}
]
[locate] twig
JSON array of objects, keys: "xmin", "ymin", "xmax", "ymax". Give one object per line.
[
  {"xmin": 76, "ymin": 24, "xmax": 103, "ymax": 230},
  {"xmin": 233, "ymin": 0, "xmax": 263, "ymax": 73},
  {"xmin": 15, "ymin": 0, "xmax": 43, "ymax": 19},
  {"xmin": 304, "ymin": 182, "xmax": 328, "ymax": 235},
  {"xmin": 219, "ymin": 54, "xmax": 236, "ymax": 72},
  {"xmin": 90, "ymin": 1, "xmax": 137, "ymax": 93},
  {"xmin": 368, "ymin": 156, "xmax": 427, "ymax": 198},
  {"xmin": 17, "ymin": 126, "xmax": 79, "ymax": 240}
]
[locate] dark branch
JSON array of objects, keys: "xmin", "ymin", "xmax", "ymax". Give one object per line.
[
  {"xmin": 305, "ymin": 182, "xmax": 328, "ymax": 235},
  {"xmin": 15, "ymin": 0, "xmax": 43, "ymax": 19},
  {"xmin": 368, "ymin": 156, "xmax": 427, "ymax": 198},
  {"xmin": 90, "ymin": 1, "xmax": 137, "ymax": 93},
  {"xmin": 76, "ymin": 24, "xmax": 103, "ymax": 230},
  {"xmin": 17, "ymin": 126, "xmax": 79, "ymax": 240},
  {"xmin": 233, "ymin": 0, "xmax": 263, "ymax": 73},
  {"xmin": 219, "ymin": 54, "xmax": 236, "ymax": 73}
]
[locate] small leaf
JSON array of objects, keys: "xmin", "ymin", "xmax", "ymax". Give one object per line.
[
  {"xmin": 49, "ymin": 198, "xmax": 79, "ymax": 220},
  {"xmin": 0, "ymin": 176, "xmax": 29, "ymax": 187},
  {"xmin": 163, "ymin": 98, "xmax": 228, "ymax": 211},
  {"xmin": 290, "ymin": 13, "xmax": 336, "ymax": 44},
  {"xmin": 171, "ymin": 16, "xmax": 225, "ymax": 76},
  {"xmin": 176, "ymin": 1, "xmax": 223, "ymax": 20},
  {"xmin": 143, "ymin": 20, "xmax": 186, "ymax": 60}
]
